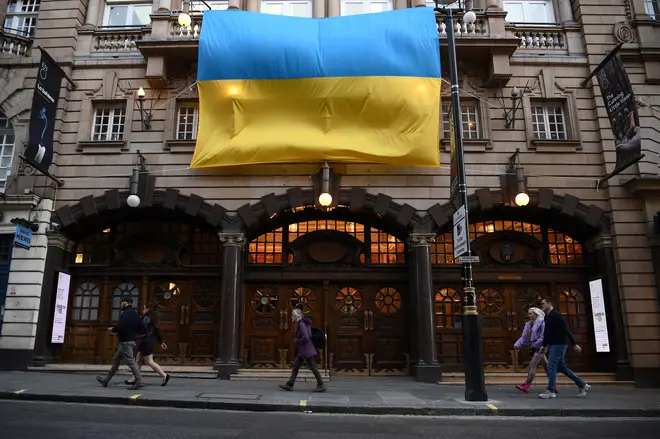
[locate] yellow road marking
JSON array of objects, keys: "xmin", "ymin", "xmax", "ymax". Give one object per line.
[
  {"xmin": 129, "ymin": 394, "xmax": 141, "ymax": 400},
  {"xmin": 299, "ymin": 400, "xmax": 307, "ymax": 407},
  {"xmin": 486, "ymin": 403, "xmax": 498, "ymax": 411},
  {"xmin": 14, "ymin": 389, "xmax": 27, "ymax": 395}
]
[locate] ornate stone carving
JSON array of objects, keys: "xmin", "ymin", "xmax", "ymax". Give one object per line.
[
  {"xmin": 408, "ymin": 233, "xmax": 436, "ymax": 248},
  {"xmin": 613, "ymin": 21, "xmax": 636, "ymax": 44},
  {"xmin": 218, "ymin": 232, "xmax": 246, "ymax": 248}
]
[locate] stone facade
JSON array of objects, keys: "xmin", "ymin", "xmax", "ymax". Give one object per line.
[{"xmin": 0, "ymin": 0, "xmax": 659, "ymax": 385}]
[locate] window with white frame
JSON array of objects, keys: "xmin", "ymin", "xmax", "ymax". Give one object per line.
[
  {"xmin": 503, "ymin": 1, "xmax": 556, "ymax": 24},
  {"xmin": 441, "ymin": 103, "xmax": 481, "ymax": 140},
  {"xmin": 192, "ymin": 0, "xmax": 229, "ymax": 11},
  {"xmin": 341, "ymin": 0, "xmax": 393, "ymax": 16},
  {"xmin": 103, "ymin": 1, "xmax": 152, "ymax": 27},
  {"xmin": 645, "ymin": 0, "xmax": 660, "ymax": 19},
  {"xmin": 177, "ymin": 104, "xmax": 199, "ymax": 140},
  {"xmin": 0, "ymin": 113, "xmax": 15, "ymax": 192},
  {"xmin": 91, "ymin": 105, "xmax": 127, "ymax": 141},
  {"xmin": 530, "ymin": 103, "xmax": 567, "ymax": 140},
  {"xmin": 3, "ymin": 0, "xmax": 40, "ymax": 37},
  {"xmin": 261, "ymin": 1, "xmax": 312, "ymax": 17}
]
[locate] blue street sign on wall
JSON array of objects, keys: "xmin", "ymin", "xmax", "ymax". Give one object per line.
[{"xmin": 14, "ymin": 224, "xmax": 32, "ymax": 250}]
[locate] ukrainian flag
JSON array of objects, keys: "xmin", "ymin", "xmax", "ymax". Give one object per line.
[{"xmin": 190, "ymin": 8, "xmax": 441, "ymax": 169}]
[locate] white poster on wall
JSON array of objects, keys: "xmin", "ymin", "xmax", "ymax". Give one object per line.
[
  {"xmin": 589, "ymin": 278, "xmax": 611, "ymax": 353},
  {"xmin": 51, "ymin": 272, "xmax": 71, "ymax": 344}
]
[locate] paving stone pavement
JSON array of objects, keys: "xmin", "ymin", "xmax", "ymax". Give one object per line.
[{"xmin": 0, "ymin": 371, "xmax": 659, "ymax": 417}]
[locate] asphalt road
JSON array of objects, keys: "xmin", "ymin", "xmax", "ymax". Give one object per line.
[{"xmin": 1, "ymin": 401, "xmax": 659, "ymax": 439}]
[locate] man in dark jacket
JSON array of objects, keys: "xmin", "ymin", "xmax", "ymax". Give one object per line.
[
  {"xmin": 538, "ymin": 297, "xmax": 591, "ymax": 399},
  {"xmin": 96, "ymin": 297, "xmax": 145, "ymax": 390}
]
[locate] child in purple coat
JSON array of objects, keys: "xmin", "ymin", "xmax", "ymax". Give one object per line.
[{"xmin": 514, "ymin": 307, "xmax": 557, "ymax": 393}]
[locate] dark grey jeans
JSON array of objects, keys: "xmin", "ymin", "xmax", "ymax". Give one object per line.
[
  {"xmin": 102, "ymin": 341, "xmax": 142, "ymax": 384},
  {"xmin": 287, "ymin": 354, "xmax": 324, "ymax": 387}
]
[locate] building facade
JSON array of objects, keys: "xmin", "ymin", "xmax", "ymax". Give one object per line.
[{"xmin": 0, "ymin": 0, "xmax": 659, "ymax": 386}]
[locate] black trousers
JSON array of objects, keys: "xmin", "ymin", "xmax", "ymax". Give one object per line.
[{"xmin": 287, "ymin": 354, "xmax": 324, "ymax": 387}]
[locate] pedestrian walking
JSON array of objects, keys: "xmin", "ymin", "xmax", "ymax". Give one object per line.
[
  {"xmin": 538, "ymin": 297, "xmax": 591, "ymax": 399},
  {"xmin": 96, "ymin": 297, "xmax": 144, "ymax": 390},
  {"xmin": 125, "ymin": 303, "xmax": 171, "ymax": 387},
  {"xmin": 513, "ymin": 307, "xmax": 558, "ymax": 394},
  {"xmin": 278, "ymin": 307, "xmax": 327, "ymax": 393}
]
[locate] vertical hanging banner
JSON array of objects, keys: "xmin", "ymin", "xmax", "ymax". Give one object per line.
[
  {"xmin": 585, "ymin": 44, "xmax": 644, "ymax": 184},
  {"xmin": 25, "ymin": 48, "xmax": 65, "ymax": 174},
  {"xmin": 191, "ymin": 9, "xmax": 441, "ymax": 168},
  {"xmin": 588, "ymin": 279, "xmax": 611, "ymax": 353},
  {"xmin": 51, "ymin": 272, "xmax": 71, "ymax": 344},
  {"xmin": 448, "ymin": 105, "xmax": 459, "ymax": 210}
]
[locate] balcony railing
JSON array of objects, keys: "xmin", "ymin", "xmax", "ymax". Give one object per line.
[
  {"xmin": 92, "ymin": 27, "xmax": 145, "ymax": 53},
  {"xmin": 0, "ymin": 31, "xmax": 33, "ymax": 56},
  {"xmin": 507, "ymin": 25, "xmax": 567, "ymax": 51}
]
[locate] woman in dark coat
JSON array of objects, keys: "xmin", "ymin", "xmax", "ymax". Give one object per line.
[
  {"xmin": 126, "ymin": 303, "xmax": 171, "ymax": 386},
  {"xmin": 278, "ymin": 307, "xmax": 326, "ymax": 392}
]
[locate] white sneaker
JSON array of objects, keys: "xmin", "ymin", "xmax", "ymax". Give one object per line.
[
  {"xmin": 538, "ymin": 391, "xmax": 556, "ymax": 399},
  {"xmin": 577, "ymin": 384, "xmax": 591, "ymax": 397}
]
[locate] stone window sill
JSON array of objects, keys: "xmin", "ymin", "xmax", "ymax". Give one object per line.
[
  {"xmin": 165, "ymin": 139, "xmax": 196, "ymax": 154},
  {"xmin": 530, "ymin": 139, "xmax": 581, "ymax": 153},
  {"xmin": 441, "ymin": 138, "xmax": 491, "ymax": 152},
  {"xmin": 77, "ymin": 140, "xmax": 127, "ymax": 154}
]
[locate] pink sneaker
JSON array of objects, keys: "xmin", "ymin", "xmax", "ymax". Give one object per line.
[{"xmin": 516, "ymin": 382, "xmax": 531, "ymax": 393}]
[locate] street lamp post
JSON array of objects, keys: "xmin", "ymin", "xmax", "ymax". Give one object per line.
[{"xmin": 436, "ymin": 0, "xmax": 488, "ymax": 402}]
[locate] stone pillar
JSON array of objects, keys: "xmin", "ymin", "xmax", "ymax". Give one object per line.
[
  {"xmin": 228, "ymin": 0, "xmax": 241, "ymax": 9},
  {"xmin": 591, "ymin": 235, "xmax": 633, "ymax": 381},
  {"xmin": 557, "ymin": 0, "xmax": 574, "ymax": 24},
  {"xmin": 31, "ymin": 232, "xmax": 73, "ymax": 367},
  {"xmin": 158, "ymin": 0, "xmax": 173, "ymax": 12},
  {"xmin": 84, "ymin": 0, "xmax": 102, "ymax": 27},
  {"xmin": 408, "ymin": 233, "xmax": 441, "ymax": 383},
  {"xmin": 327, "ymin": 0, "xmax": 340, "ymax": 17},
  {"xmin": 215, "ymin": 232, "xmax": 246, "ymax": 379},
  {"xmin": 486, "ymin": 0, "xmax": 503, "ymax": 10},
  {"xmin": 410, "ymin": 0, "xmax": 425, "ymax": 7},
  {"xmin": 312, "ymin": 0, "xmax": 325, "ymax": 17},
  {"xmin": 0, "ymin": 0, "xmax": 8, "ymax": 28},
  {"xmin": 246, "ymin": 0, "xmax": 258, "ymax": 12}
]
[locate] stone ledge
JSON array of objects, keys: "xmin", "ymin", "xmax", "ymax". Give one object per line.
[
  {"xmin": 77, "ymin": 140, "xmax": 128, "ymax": 154},
  {"xmin": 529, "ymin": 138, "xmax": 581, "ymax": 153},
  {"xmin": 164, "ymin": 139, "xmax": 195, "ymax": 154},
  {"xmin": 441, "ymin": 138, "xmax": 490, "ymax": 152}
]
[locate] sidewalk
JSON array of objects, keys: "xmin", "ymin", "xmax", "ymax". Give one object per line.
[{"xmin": 1, "ymin": 371, "xmax": 659, "ymax": 418}]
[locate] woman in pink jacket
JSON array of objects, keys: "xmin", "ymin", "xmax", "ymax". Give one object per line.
[{"xmin": 514, "ymin": 307, "xmax": 558, "ymax": 393}]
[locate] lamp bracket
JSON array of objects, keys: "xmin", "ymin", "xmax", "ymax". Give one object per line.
[
  {"xmin": 496, "ymin": 79, "xmax": 532, "ymax": 130},
  {"xmin": 136, "ymin": 149, "xmax": 147, "ymax": 171},
  {"xmin": 507, "ymin": 148, "xmax": 521, "ymax": 172}
]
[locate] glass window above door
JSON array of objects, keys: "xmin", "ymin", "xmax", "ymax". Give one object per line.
[
  {"xmin": 340, "ymin": 0, "xmax": 393, "ymax": 16},
  {"xmin": 503, "ymin": 0, "xmax": 556, "ymax": 24},
  {"xmin": 103, "ymin": 1, "xmax": 152, "ymax": 27}
]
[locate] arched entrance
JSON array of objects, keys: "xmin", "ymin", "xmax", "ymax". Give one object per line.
[
  {"xmin": 427, "ymin": 188, "xmax": 611, "ymax": 374},
  {"xmin": 242, "ymin": 213, "xmax": 411, "ymax": 376},
  {"xmin": 57, "ymin": 197, "xmax": 225, "ymax": 366}
]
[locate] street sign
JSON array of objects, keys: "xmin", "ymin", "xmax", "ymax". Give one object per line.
[
  {"xmin": 458, "ymin": 255, "xmax": 480, "ymax": 264},
  {"xmin": 453, "ymin": 205, "xmax": 469, "ymax": 258},
  {"xmin": 14, "ymin": 224, "xmax": 32, "ymax": 250}
]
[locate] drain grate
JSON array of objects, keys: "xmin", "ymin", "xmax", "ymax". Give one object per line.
[{"xmin": 196, "ymin": 393, "xmax": 262, "ymax": 400}]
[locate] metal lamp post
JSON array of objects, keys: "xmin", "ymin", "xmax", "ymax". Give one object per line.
[{"xmin": 435, "ymin": 0, "xmax": 488, "ymax": 402}]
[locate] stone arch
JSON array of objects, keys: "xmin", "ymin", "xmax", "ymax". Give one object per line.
[
  {"xmin": 233, "ymin": 187, "xmax": 422, "ymax": 240},
  {"xmin": 422, "ymin": 188, "xmax": 610, "ymax": 241},
  {"xmin": 54, "ymin": 188, "xmax": 228, "ymax": 239}
]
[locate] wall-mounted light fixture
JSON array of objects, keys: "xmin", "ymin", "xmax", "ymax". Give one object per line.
[
  {"xmin": 319, "ymin": 161, "xmax": 332, "ymax": 207},
  {"xmin": 136, "ymin": 87, "xmax": 154, "ymax": 131},
  {"xmin": 495, "ymin": 80, "xmax": 532, "ymax": 129},
  {"xmin": 127, "ymin": 150, "xmax": 148, "ymax": 208},
  {"xmin": 507, "ymin": 148, "xmax": 529, "ymax": 207},
  {"xmin": 178, "ymin": 0, "xmax": 213, "ymax": 28}
]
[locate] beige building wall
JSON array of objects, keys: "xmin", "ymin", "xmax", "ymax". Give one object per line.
[{"xmin": 1, "ymin": 0, "xmax": 659, "ymax": 378}]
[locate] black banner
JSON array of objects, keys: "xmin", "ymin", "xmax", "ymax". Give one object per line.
[
  {"xmin": 448, "ymin": 105, "xmax": 459, "ymax": 209},
  {"xmin": 25, "ymin": 49, "xmax": 64, "ymax": 174},
  {"xmin": 593, "ymin": 47, "xmax": 643, "ymax": 179}
]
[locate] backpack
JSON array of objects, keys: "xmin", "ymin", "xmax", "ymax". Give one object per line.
[{"xmin": 311, "ymin": 327, "xmax": 325, "ymax": 349}]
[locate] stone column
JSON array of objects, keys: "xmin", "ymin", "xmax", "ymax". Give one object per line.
[
  {"xmin": 591, "ymin": 235, "xmax": 633, "ymax": 381},
  {"xmin": 84, "ymin": 0, "xmax": 102, "ymax": 27},
  {"xmin": 246, "ymin": 0, "xmax": 259, "ymax": 12},
  {"xmin": 410, "ymin": 0, "xmax": 425, "ymax": 7},
  {"xmin": 0, "ymin": 0, "xmax": 8, "ymax": 28},
  {"xmin": 228, "ymin": 0, "xmax": 241, "ymax": 9},
  {"xmin": 486, "ymin": 0, "xmax": 503, "ymax": 10},
  {"xmin": 408, "ymin": 233, "xmax": 441, "ymax": 383},
  {"xmin": 327, "ymin": 0, "xmax": 340, "ymax": 17},
  {"xmin": 557, "ymin": 0, "xmax": 574, "ymax": 24},
  {"xmin": 312, "ymin": 0, "xmax": 325, "ymax": 17},
  {"xmin": 31, "ymin": 232, "xmax": 73, "ymax": 367},
  {"xmin": 158, "ymin": 0, "xmax": 173, "ymax": 12},
  {"xmin": 215, "ymin": 232, "xmax": 246, "ymax": 379}
]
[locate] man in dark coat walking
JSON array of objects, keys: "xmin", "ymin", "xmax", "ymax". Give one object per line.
[{"xmin": 96, "ymin": 297, "xmax": 145, "ymax": 390}]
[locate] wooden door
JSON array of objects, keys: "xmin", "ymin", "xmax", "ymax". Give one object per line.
[
  {"xmin": 478, "ymin": 285, "xmax": 514, "ymax": 371},
  {"xmin": 150, "ymin": 280, "xmax": 187, "ymax": 365},
  {"xmin": 328, "ymin": 284, "xmax": 409, "ymax": 375},
  {"xmin": 243, "ymin": 284, "xmax": 294, "ymax": 368},
  {"xmin": 512, "ymin": 284, "xmax": 548, "ymax": 370},
  {"xmin": 555, "ymin": 283, "xmax": 590, "ymax": 371}
]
